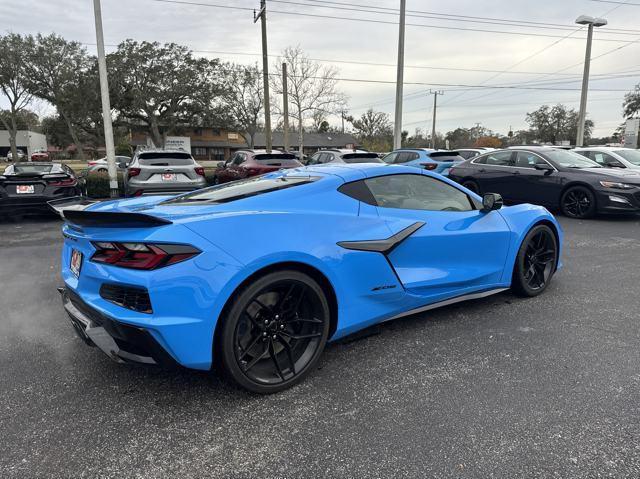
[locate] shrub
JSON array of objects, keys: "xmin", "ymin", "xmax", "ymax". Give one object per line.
[{"xmin": 82, "ymin": 171, "xmax": 125, "ymax": 198}]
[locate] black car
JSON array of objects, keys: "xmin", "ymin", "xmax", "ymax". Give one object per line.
[
  {"xmin": 448, "ymin": 147, "xmax": 640, "ymax": 218},
  {"xmin": 0, "ymin": 162, "xmax": 83, "ymax": 216}
]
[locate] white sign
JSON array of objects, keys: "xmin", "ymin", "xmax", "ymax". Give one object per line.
[
  {"xmin": 623, "ymin": 118, "xmax": 640, "ymax": 149},
  {"xmin": 164, "ymin": 136, "xmax": 191, "ymax": 152}
]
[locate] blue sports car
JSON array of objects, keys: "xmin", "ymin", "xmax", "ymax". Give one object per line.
[
  {"xmin": 55, "ymin": 164, "xmax": 562, "ymax": 393},
  {"xmin": 382, "ymin": 149, "xmax": 465, "ymax": 176}
]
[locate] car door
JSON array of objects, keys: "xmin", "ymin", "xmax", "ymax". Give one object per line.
[
  {"xmin": 473, "ymin": 150, "xmax": 517, "ymax": 201},
  {"xmin": 510, "ymin": 151, "xmax": 562, "ymax": 207},
  {"xmin": 362, "ymin": 173, "xmax": 511, "ymax": 301}
]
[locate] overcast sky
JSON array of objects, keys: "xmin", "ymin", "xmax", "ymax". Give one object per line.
[{"xmin": 2, "ymin": 0, "xmax": 639, "ymax": 137}]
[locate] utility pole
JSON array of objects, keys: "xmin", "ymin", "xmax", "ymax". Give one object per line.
[
  {"xmin": 92, "ymin": 0, "xmax": 118, "ymax": 198},
  {"xmin": 282, "ymin": 62, "xmax": 290, "ymax": 152},
  {"xmin": 341, "ymin": 110, "xmax": 345, "ymax": 134},
  {"xmin": 575, "ymin": 15, "xmax": 607, "ymax": 147},
  {"xmin": 393, "ymin": 0, "xmax": 406, "ymax": 150},
  {"xmin": 255, "ymin": 0, "xmax": 272, "ymax": 152},
  {"xmin": 428, "ymin": 90, "xmax": 444, "ymax": 149}
]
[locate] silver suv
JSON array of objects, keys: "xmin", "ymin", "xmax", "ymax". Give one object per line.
[{"xmin": 124, "ymin": 150, "xmax": 207, "ymax": 196}]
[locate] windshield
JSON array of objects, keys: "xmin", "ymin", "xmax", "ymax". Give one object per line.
[
  {"xmin": 545, "ymin": 149, "xmax": 602, "ymax": 168},
  {"xmin": 138, "ymin": 152, "xmax": 194, "ymax": 166},
  {"xmin": 615, "ymin": 149, "xmax": 640, "ymax": 166},
  {"xmin": 9, "ymin": 164, "xmax": 55, "ymax": 174},
  {"xmin": 162, "ymin": 175, "xmax": 318, "ymax": 204}
]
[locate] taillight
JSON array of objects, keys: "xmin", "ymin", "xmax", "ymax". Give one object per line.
[
  {"xmin": 91, "ymin": 242, "xmax": 200, "ymax": 270},
  {"xmin": 128, "ymin": 167, "xmax": 141, "ymax": 177},
  {"xmin": 420, "ymin": 163, "xmax": 438, "ymax": 170},
  {"xmin": 194, "ymin": 167, "xmax": 205, "ymax": 176},
  {"xmin": 48, "ymin": 177, "xmax": 77, "ymax": 186}
]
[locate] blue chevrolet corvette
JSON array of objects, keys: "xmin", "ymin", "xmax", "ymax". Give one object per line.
[{"xmin": 56, "ymin": 163, "xmax": 562, "ymax": 393}]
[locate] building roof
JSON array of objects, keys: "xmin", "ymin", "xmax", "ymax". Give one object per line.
[{"xmin": 253, "ymin": 132, "xmax": 359, "ymax": 149}]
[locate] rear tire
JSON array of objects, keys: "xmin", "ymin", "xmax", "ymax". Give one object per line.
[
  {"xmin": 560, "ymin": 186, "xmax": 596, "ymax": 219},
  {"xmin": 512, "ymin": 224, "xmax": 558, "ymax": 297},
  {"xmin": 218, "ymin": 270, "xmax": 330, "ymax": 394},
  {"xmin": 462, "ymin": 179, "xmax": 481, "ymax": 195}
]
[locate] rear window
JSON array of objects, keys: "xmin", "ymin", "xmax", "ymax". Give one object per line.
[
  {"xmin": 254, "ymin": 153, "xmax": 297, "ymax": 161},
  {"xmin": 342, "ymin": 153, "xmax": 383, "ymax": 163},
  {"xmin": 162, "ymin": 175, "xmax": 319, "ymax": 205},
  {"xmin": 10, "ymin": 164, "xmax": 55, "ymax": 174},
  {"xmin": 427, "ymin": 152, "xmax": 463, "ymax": 162},
  {"xmin": 138, "ymin": 152, "xmax": 194, "ymax": 166}
]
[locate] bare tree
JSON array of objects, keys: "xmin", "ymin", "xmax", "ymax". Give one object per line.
[
  {"xmin": 0, "ymin": 34, "xmax": 34, "ymax": 161},
  {"xmin": 222, "ymin": 63, "xmax": 263, "ymax": 148},
  {"xmin": 271, "ymin": 46, "xmax": 347, "ymax": 157}
]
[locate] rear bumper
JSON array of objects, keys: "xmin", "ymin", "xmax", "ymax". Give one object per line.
[
  {"xmin": 59, "ymin": 287, "xmax": 180, "ymax": 368},
  {"xmin": 0, "ymin": 189, "xmax": 82, "ymax": 214},
  {"xmin": 125, "ymin": 180, "xmax": 206, "ymax": 196}
]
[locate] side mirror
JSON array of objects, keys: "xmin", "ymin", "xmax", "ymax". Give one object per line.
[
  {"xmin": 217, "ymin": 161, "xmax": 226, "ymax": 168},
  {"xmin": 606, "ymin": 160, "xmax": 625, "ymax": 168},
  {"xmin": 534, "ymin": 163, "xmax": 554, "ymax": 172},
  {"xmin": 481, "ymin": 193, "xmax": 503, "ymax": 213}
]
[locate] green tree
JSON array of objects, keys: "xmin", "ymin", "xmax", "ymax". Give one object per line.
[
  {"xmin": 0, "ymin": 33, "xmax": 35, "ymax": 161},
  {"xmin": 348, "ymin": 109, "xmax": 393, "ymax": 151},
  {"xmin": 24, "ymin": 34, "xmax": 94, "ymax": 159},
  {"xmin": 109, "ymin": 40, "xmax": 226, "ymax": 148},
  {"xmin": 623, "ymin": 83, "xmax": 640, "ymax": 119},
  {"xmin": 525, "ymin": 104, "xmax": 593, "ymax": 144}
]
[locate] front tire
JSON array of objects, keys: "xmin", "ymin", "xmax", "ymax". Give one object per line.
[
  {"xmin": 512, "ymin": 224, "xmax": 558, "ymax": 297},
  {"xmin": 218, "ymin": 270, "xmax": 330, "ymax": 394},
  {"xmin": 560, "ymin": 186, "xmax": 596, "ymax": 219}
]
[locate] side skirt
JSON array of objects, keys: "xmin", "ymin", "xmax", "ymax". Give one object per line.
[{"xmin": 383, "ymin": 287, "xmax": 509, "ymax": 322}]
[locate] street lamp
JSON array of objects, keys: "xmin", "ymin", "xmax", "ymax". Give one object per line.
[{"xmin": 575, "ymin": 15, "xmax": 607, "ymax": 147}]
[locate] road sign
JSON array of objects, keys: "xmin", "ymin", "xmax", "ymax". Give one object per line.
[{"xmin": 623, "ymin": 118, "xmax": 640, "ymax": 149}]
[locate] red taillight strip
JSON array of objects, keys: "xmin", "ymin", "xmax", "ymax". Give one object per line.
[{"xmin": 91, "ymin": 242, "xmax": 200, "ymax": 270}]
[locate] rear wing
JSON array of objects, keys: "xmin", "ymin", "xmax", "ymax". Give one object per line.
[{"xmin": 48, "ymin": 196, "xmax": 172, "ymax": 228}]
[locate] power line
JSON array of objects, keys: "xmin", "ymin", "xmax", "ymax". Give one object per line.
[
  {"xmin": 304, "ymin": 0, "xmax": 640, "ymax": 34},
  {"xmin": 140, "ymin": 0, "xmax": 640, "ymax": 43}
]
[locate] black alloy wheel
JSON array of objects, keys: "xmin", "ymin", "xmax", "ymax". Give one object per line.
[
  {"xmin": 462, "ymin": 180, "xmax": 480, "ymax": 195},
  {"xmin": 560, "ymin": 186, "xmax": 596, "ymax": 219},
  {"xmin": 512, "ymin": 224, "xmax": 558, "ymax": 297},
  {"xmin": 219, "ymin": 270, "xmax": 330, "ymax": 393}
]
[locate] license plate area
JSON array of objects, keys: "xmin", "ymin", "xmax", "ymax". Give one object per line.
[
  {"xmin": 70, "ymin": 249, "xmax": 83, "ymax": 278},
  {"xmin": 161, "ymin": 173, "xmax": 177, "ymax": 181},
  {"xmin": 16, "ymin": 184, "xmax": 35, "ymax": 194}
]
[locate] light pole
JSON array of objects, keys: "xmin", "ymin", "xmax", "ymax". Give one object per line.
[
  {"xmin": 575, "ymin": 15, "xmax": 607, "ymax": 147},
  {"xmin": 393, "ymin": 0, "xmax": 406, "ymax": 150}
]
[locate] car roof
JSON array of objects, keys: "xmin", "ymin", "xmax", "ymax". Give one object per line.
[{"xmin": 574, "ymin": 146, "xmax": 630, "ymax": 151}]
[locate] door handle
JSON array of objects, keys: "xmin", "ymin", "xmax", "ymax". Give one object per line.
[
  {"xmin": 478, "ymin": 168, "xmax": 486, "ymax": 173},
  {"xmin": 512, "ymin": 171, "xmax": 520, "ymax": 175}
]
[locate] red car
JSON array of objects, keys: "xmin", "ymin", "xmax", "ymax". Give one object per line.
[
  {"xmin": 213, "ymin": 150, "xmax": 302, "ymax": 184},
  {"xmin": 31, "ymin": 150, "xmax": 50, "ymax": 161}
]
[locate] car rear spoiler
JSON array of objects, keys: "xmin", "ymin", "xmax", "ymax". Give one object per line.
[{"xmin": 47, "ymin": 196, "xmax": 172, "ymax": 228}]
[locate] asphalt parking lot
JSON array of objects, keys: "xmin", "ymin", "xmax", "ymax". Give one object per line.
[{"xmin": 1, "ymin": 213, "xmax": 640, "ymax": 478}]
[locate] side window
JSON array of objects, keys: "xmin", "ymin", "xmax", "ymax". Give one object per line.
[
  {"xmin": 515, "ymin": 152, "xmax": 547, "ymax": 168},
  {"xmin": 309, "ymin": 153, "xmax": 321, "ymax": 165},
  {"xmin": 323, "ymin": 153, "xmax": 335, "ymax": 163},
  {"xmin": 409, "ymin": 152, "xmax": 420, "ymax": 161},
  {"xmin": 363, "ymin": 174, "xmax": 474, "ymax": 212},
  {"xmin": 473, "ymin": 154, "xmax": 488, "ymax": 164},
  {"xmin": 382, "ymin": 152, "xmax": 398, "ymax": 164},
  {"xmin": 590, "ymin": 151, "xmax": 621, "ymax": 167},
  {"xmin": 233, "ymin": 153, "xmax": 245, "ymax": 165},
  {"xmin": 484, "ymin": 151, "xmax": 513, "ymax": 166},
  {"xmin": 395, "ymin": 152, "xmax": 410, "ymax": 164}
]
